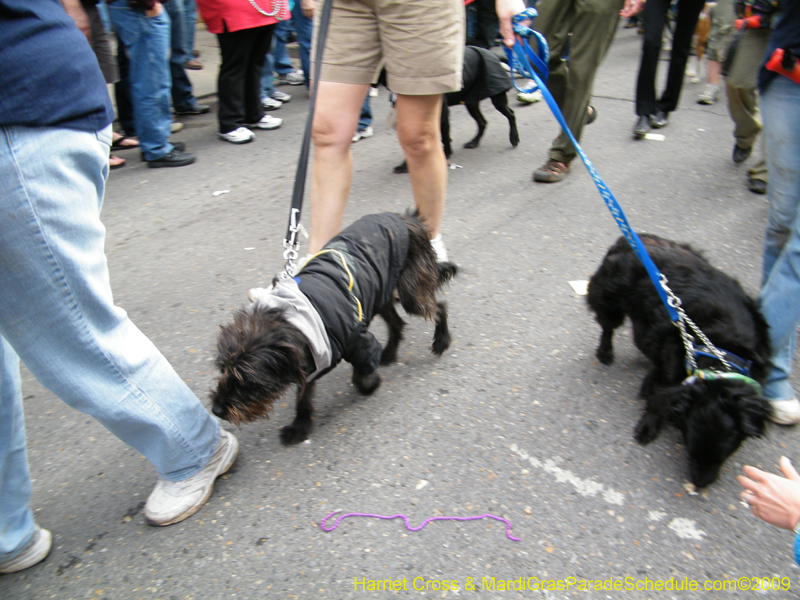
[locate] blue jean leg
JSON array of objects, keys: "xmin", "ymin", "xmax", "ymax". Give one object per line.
[
  {"xmin": 183, "ymin": 0, "xmax": 197, "ymax": 56},
  {"xmin": 291, "ymin": 2, "xmax": 312, "ymax": 88},
  {"xmin": 0, "ymin": 337, "xmax": 34, "ymax": 560},
  {"xmin": 166, "ymin": 0, "xmax": 198, "ymax": 112},
  {"xmin": 758, "ymin": 76, "xmax": 800, "ymax": 401},
  {"xmin": 109, "ymin": 2, "xmax": 174, "ymax": 160},
  {"xmin": 358, "ymin": 95, "xmax": 372, "ymax": 131},
  {"xmin": 273, "ymin": 19, "xmax": 295, "ymax": 74},
  {"xmin": 261, "ymin": 36, "xmax": 278, "ymax": 98},
  {"xmin": 0, "ymin": 125, "xmax": 218, "ymax": 557}
]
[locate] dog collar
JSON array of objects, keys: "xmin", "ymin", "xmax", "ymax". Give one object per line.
[
  {"xmin": 691, "ymin": 345, "xmax": 752, "ymax": 376},
  {"xmin": 682, "ymin": 369, "xmax": 763, "ymax": 395}
]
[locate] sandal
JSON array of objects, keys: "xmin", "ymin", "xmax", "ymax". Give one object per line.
[
  {"xmin": 111, "ymin": 134, "xmax": 140, "ymax": 152},
  {"xmin": 586, "ymin": 105, "xmax": 598, "ymax": 125},
  {"xmin": 109, "ymin": 155, "xmax": 126, "ymax": 170}
]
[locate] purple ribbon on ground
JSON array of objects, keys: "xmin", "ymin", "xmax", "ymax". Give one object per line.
[{"xmin": 320, "ymin": 511, "xmax": 521, "ymax": 541}]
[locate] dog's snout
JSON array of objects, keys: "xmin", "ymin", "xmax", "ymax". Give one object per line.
[{"xmin": 211, "ymin": 403, "xmax": 228, "ymax": 420}]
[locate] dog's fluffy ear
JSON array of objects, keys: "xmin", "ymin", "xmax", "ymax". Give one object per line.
[{"xmin": 732, "ymin": 389, "xmax": 773, "ymax": 438}]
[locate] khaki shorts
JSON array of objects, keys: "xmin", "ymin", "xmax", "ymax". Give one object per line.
[{"xmin": 313, "ymin": 0, "xmax": 465, "ymax": 95}]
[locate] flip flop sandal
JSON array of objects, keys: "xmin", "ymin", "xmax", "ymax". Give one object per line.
[
  {"xmin": 587, "ymin": 106, "xmax": 598, "ymax": 125},
  {"xmin": 109, "ymin": 155, "xmax": 126, "ymax": 170},
  {"xmin": 111, "ymin": 136, "xmax": 140, "ymax": 152}
]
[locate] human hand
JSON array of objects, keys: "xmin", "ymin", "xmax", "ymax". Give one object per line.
[
  {"xmin": 60, "ymin": 0, "xmax": 91, "ymax": 40},
  {"xmin": 145, "ymin": 2, "xmax": 163, "ymax": 18},
  {"xmin": 302, "ymin": 0, "xmax": 315, "ymax": 19},
  {"xmin": 620, "ymin": 0, "xmax": 645, "ymax": 19},
  {"xmin": 496, "ymin": 0, "xmax": 528, "ymax": 49},
  {"xmin": 738, "ymin": 457, "xmax": 800, "ymax": 532}
]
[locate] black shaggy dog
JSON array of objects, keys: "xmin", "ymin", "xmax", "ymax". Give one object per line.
[
  {"xmin": 211, "ymin": 212, "xmax": 457, "ymax": 444},
  {"xmin": 394, "ymin": 46, "xmax": 518, "ymax": 173},
  {"xmin": 587, "ymin": 234, "xmax": 773, "ymax": 487}
]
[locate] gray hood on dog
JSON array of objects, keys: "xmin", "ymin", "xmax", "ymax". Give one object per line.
[{"xmin": 248, "ymin": 279, "xmax": 332, "ymax": 381}]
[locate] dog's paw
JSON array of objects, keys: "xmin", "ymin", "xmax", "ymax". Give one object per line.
[
  {"xmin": 393, "ymin": 161, "xmax": 409, "ymax": 174},
  {"xmin": 380, "ymin": 346, "xmax": 398, "ymax": 365},
  {"xmin": 432, "ymin": 332, "xmax": 451, "ymax": 356},
  {"xmin": 510, "ymin": 132, "xmax": 520, "ymax": 147},
  {"xmin": 463, "ymin": 140, "xmax": 479, "ymax": 149},
  {"xmin": 596, "ymin": 347, "xmax": 614, "ymax": 365},
  {"xmin": 280, "ymin": 423, "xmax": 311, "ymax": 445},
  {"xmin": 634, "ymin": 414, "xmax": 661, "ymax": 445},
  {"xmin": 353, "ymin": 370, "xmax": 381, "ymax": 395}
]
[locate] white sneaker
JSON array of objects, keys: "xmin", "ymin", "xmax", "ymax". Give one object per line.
[
  {"xmin": 219, "ymin": 127, "xmax": 254, "ymax": 144},
  {"xmin": 145, "ymin": 429, "xmax": 239, "ymax": 526},
  {"xmin": 352, "ymin": 126, "xmax": 374, "ymax": 143},
  {"xmin": 170, "ymin": 121, "xmax": 184, "ymax": 133},
  {"xmin": 0, "ymin": 527, "xmax": 52, "ymax": 574},
  {"xmin": 517, "ymin": 89, "xmax": 543, "ymax": 104},
  {"xmin": 271, "ymin": 90, "xmax": 291, "ymax": 103},
  {"xmin": 261, "ymin": 96, "xmax": 283, "ymax": 111},
  {"xmin": 430, "ymin": 233, "xmax": 448, "ymax": 262},
  {"xmin": 279, "ymin": 70, "xmax": 305, "ymax": 86},
  {"xmin": 697, "ymin": 83, "xmax": 720, "ymax": 105},
  {"xmin": 369, "ymin": 86, "xmax": 379, "ymax": 98},
  {"xmin": 770, "ymin": 398, "xmax": 800, "ymax": 426},
  {"xmin": 252, "ymin": 114, "xmax": 282, "ymax": 130}
]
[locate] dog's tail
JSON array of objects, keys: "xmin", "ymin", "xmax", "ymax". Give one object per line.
[{"xmin": 437, "ymin": 262, "xmax": 458, "ymax": 286}]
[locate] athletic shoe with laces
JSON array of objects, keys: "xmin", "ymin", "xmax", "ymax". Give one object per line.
[
  {"xmin": 271, "ymin": 90, "xmax": 292, "ymax": 103},
  {"xmin": 144, "ymin": 429, "xmax": 239, "ymax": 526},
  {"xmin": 219, "ymin": 127, "xmax": 255, "ymax": 144},
  {"xmin": 533, "ymin": 159, "xmax": 571, "ymax": 183},
  {"xmin": 278, "ymin": 70, "xmax": 305, "ymax": 86},
  {"xmin": 352, "ymin": 126, "xmax": 374, "ymax": 143},
  {"xmin": 0, "ymin": 527, "xmax": 52, "ymax": 574},
  {"xmin": 770, "ymin": 398, "xmax": 800, "ymax": 426},
  {"xmin": 262, "ymin": 96, "xmax": 283, "ymax": 111},
  {"xmin": 697, "ymin": 83, "xmax": 720, "ymax": 105},
  {"xmin": 251, "ymin": 114, "xmax": 283, "ymax": 130},
  {"xmin": 517, "ymin": 89, "xmax": 543, "ymax": 104}
]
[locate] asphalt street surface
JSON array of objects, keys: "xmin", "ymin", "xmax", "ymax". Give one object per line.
[{"xmin": 3, "ymin": 23, "xmax": 799, "ymax": 600}]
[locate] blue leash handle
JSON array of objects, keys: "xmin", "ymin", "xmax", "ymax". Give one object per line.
[
  {"xmin": 506, "ymin": 15, "xmax": 680, "ymax": 323},
  {"xmin": 504, "ymin": 8, "xmax": 549, "ymax": 94}
]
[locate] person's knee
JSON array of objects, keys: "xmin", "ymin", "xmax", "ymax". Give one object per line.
[{"xmin": 397, "ymin": 126, "xmax": 441, "ymax": 161}]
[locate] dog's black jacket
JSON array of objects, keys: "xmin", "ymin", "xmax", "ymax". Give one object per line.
[
  {"xmin": 447, "ymin": 46, "xmax": 512, "ymax": 106},
  {"xmin": 296, "ymin": 213, "xmax": 409, "ymax": 378}
]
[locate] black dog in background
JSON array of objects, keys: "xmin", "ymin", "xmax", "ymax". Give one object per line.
[
  {"xmin": 211, "ymin": 213, "xmax": 457, "ymax": 444},
  {"xmin": 394, "ymin": 46, "xmax": 518, "ymax": 173},
  {"xmin": 587, "ymin": 235, "xmax": 773, "ymax": 487}
]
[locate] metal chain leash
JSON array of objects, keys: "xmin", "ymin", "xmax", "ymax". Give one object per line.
[
  {"xmin": 248, "ymin": 0, "xmax": 286, "ymax": 18},
  {"xmin": 661, "ymin": 274, "xmax": 734, "ymax": 374}
]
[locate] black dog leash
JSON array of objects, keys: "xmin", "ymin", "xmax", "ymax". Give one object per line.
[{"xmin": 276, "ymin": 0, "xmax": 333, "ymax": 282}]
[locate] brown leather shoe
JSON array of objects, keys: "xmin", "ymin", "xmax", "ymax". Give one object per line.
[
  {"xmin": 533, "ymin": 159, "xmax": 571, "ymax": 183},
  {"xmin": 184, "ymin": 59, "xmax": 203, "ymax": 70}
]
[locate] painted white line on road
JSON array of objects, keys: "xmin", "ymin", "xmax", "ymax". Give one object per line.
[
  {"xmin": 510, "ymin": 444, "xmax": 707, "ymax": 541},
  {"xmin": 510, "ymin": 443, "xmax": 624, "ymax": 505}
]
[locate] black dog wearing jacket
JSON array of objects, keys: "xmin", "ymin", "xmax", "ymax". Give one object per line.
[
  {"xmin": 394, "ymin": 46, "xmax": 518, "ymax": 173},
  {"xmin": 211, "ymin": 213, "xmax": 457, "ymax": 444},
  {"xmin": 587, "ymin": 235, "xmax": 773, "ymax": 487}
]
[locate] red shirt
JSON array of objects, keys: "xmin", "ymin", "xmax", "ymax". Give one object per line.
[{"xmin": 196, "ymin": 0, "xmax": 290, "ymax": 34}]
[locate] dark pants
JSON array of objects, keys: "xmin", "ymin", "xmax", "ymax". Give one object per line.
[
  {"xmin": 635, "ymin": 0, "xmax": 705, "ymax": 116},
  {"xmin": 216, "ymin": 24, "xmax": 275, "ymax": 134}
]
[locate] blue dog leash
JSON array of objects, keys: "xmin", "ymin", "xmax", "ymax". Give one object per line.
[
  {"xmin": 507, "ymin": 11, "xmax": 760, "ymax": 384},
  {"xmin": 505, "ymin": 10, "xmax": 679, "ymax": 322}
]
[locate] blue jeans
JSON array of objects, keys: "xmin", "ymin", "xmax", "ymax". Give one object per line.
[
  {"xmin": 358, "ymin": 95, "xmax": 372, "ymax": 131},
  {"xmin": 183, "ymin": 0, "xmax": 197, "ymax": 56},
  {"xmin": 758, "ymin": 76, "xmax": 800, "ymax": 402},
  {"xmin": 165, "ymin": 0, "xmax": 199, "ymax": 112},
  {"xmin": 0, "ymin": 125, "xmax": 218, "ymax": 560},
  {"xmin": 291, "ymin": 2, "xmax": 312, "ymax": 88},
  {"xmin": 260, "ymin": 35, "xmax": 279, "ymax": 98},
  {"xmin": 273, "ymin": 19, "xmax": 295, "ymax": 74},
  {"xmin": 108, "ymin": 1, "xmax": 174, "ymax": 161}
]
